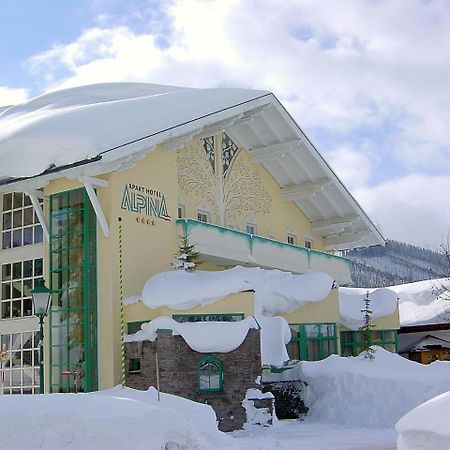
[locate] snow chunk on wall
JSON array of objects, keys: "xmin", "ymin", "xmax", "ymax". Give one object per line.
[
  {"xmin": 141, "ymin": 266, "xmax": 334, "ymax": 315},
  {"xmin": 279, "ymin": 347, "xmax": 450, "ymax": 427},
  {"xmin": 125, "ymin": 316, "xmax": 259, "ymax": 353},
  {"xmin": 396, "ymin": 390, "xmax": 450, "ymax": 450},
  {"xmin": 258, "ymin": 315, "xmax": 291, "ymax": 367},
  {"xmin": 339, "ymin": 287, "xmax": 398, "ymax": 330}
]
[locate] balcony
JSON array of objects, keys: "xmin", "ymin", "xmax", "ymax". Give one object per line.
[{"xmin": 176, "ymin": 219, "xmax": 352, "ymax": 284}]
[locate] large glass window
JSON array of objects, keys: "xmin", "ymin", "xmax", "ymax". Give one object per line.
[
  {"xmin": 1, "ymin": 259, "xmax": 43, "ymax": 319},
  {"xmin": 340, "ymin": 330, "xmax": 398, "ymax": 357},
  {"xmin": 2, "ymin": 192, "xmax": 43, "ymax": 249},
  {"xmin": 0, "ymin": 331, "xmax": 40, "ymax": 394},
  {"xmin": 49, "ymin": 188, "xmax": 97, "ymax": 393},
  {"xmin": 287, "ymin": 323, "xmax": 337, "ymax": 361},
  {"xmin": 198, "ymin": 356, "xmax": 223, "ymax": 392}
]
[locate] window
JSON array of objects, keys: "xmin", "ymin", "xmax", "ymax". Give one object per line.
[
  {"xmin": 304, "ymin": 239, "xmax": 313, "ymax": 249},
  {"xmin": 173, "ymin": 313, "xmax": 244, "ymax": 323},
  {"xmin": 177, "ymin": 204, "xmax": 186, "ymax": 219},
  {"xmin": 287, "ymin": 323, "xmax": 337, "ymax": 361},
  {"xmin": 245, "ymin": 223, "xmax": 257, "ymax": 235},
  {"xmin": 0, "ymin": 331, "xmax": 40, "ymax": 394},
  {"xmin": 49, "ymin": 188, "xmax": 98, "ymax": 393},
  {"xmin": 1, "ymin": 259, "xmax": 43, "ymax": 319},
  {"xmin": 198, "ymin": 356, "xmax": 223, "ymax": 392},
  {"xmin": 2, "ymin": 192, "xmax": 43, "ymax": 249},
  {"xmin": 340, "ymin": 330, "xmax": 398, "ymax": 357},
  {"xmin": 129, "ymin": 358, "xmax": 141, "ymax": 373},
  {"xmin": 287, "ymin": 234, "xmax": 297, "ymax": 245},
  {"xmin": 197, "ymin": 211, "xmax": 210, "ymax": 223}
]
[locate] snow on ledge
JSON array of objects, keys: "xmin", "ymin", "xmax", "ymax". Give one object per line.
[
  {"xmin": 141, "ymin": 266, "xmax": 334, "ymax": 315},
  {"xmin": 339, "ymin": 287, "xmax": 398, "ymax": 330},
  {"xmin": 125, "ymin": 316, "xmax": 259, "ymax": 353}
]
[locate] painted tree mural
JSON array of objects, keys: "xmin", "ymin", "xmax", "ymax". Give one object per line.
[{"xmin": 177, "ymin": 133, "xmax": 271, "ymax": 226}]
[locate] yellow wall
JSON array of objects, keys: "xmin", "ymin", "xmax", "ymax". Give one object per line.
[
  {"xmin": 281, "ymin": 289, "xmax": 339, "ymax": 324},
  {"xmin": 177, "ymin": 135, "xmax": 325, "ymax": 251},
  {"xmin": 45, "ymin": 147, "xmax": 179, "ymax": 389},
  {"xmin": 125, "ymin": 291, "xmax": 255, "ymax": 325}
]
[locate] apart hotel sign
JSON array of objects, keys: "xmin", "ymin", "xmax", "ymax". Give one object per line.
[{"xmin": 121, "ymin": 184, "xmax": 171, "ymax": 222}]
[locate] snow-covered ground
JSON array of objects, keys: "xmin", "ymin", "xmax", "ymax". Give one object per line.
[{"xmin": 231, "ymin": 420, "xmax": 398, "ymax": 450}]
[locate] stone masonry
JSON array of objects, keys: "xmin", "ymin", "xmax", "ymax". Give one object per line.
[{"xmin": 125, "ymin": 329, "xmax": 261, "ymax": 431}]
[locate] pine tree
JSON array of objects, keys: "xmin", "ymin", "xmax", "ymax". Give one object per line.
[
  {"xmin": 359, "ymin": 290, "xmax": 376, "ymax": 360},
  {"xmin": 172, "ymin": 234, "xmax": 200, "ymax": 271}
]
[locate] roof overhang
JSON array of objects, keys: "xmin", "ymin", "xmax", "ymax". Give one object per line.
[{"xmin": 0, "ymin": 84, "xmax": 384, "ymax": 251}]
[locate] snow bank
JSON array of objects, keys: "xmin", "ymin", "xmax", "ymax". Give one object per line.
[
  {"xmin": 0, "ymin": 385, "xmax": 230, "ymax": 450},
  {"xmin": 141, "ymin": 266, "xmax": 334, "ymax": 314},
  {"xmin": 272, "ymin": 347, "xmax": 450, "ymax": 427},
  {"xmin": 396, "ymin": 390, "xmax": 450, "ymax": 450},
  {"xmin": 0, "ymin": 82, "xmax": 268, "ymax": 179},
  {"xmin": 125, "ymin": 315, "xmax": 259, "ymax": 353},
  {"xmin": 242, "ymin": 389, "xmax": 275, "ymax": 428},
  {"xmin": 391, "ymin": 278, "xmax": 450, "ymax": 326},
  {"xmin": 338, "ymin": 287, "xmax": 398, "ymax": 330}
]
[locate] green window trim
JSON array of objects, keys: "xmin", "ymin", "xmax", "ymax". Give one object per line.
[
  {"xmin": 287, "ymin": 323, "xmax": 338, "ymax": 361},
  {"xmin": 127, "ymin": 321, "xmax": 150, "ymax": 334},
  {"xmin": 340, "ymin": 329, "xmax": 398, "ymax": 357},
  {"xmin": 197, "ymin": 355, "xmax": 224, "ymax": 393},
  {"xmin": 129, "ymin": 358, "xmax": 141, "ymax": 373}
]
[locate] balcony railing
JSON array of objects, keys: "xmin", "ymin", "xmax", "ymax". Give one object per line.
[{"xmin": 176, "ymin": 219, "xmax": 352, "ymax": 284}]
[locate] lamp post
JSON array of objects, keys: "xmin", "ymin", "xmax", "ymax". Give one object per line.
[{"xmin": 32, "ymin": 279, "xmax": 52, "ymax": 394}]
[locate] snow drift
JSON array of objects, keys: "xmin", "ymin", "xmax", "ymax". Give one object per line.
[
  {"xmin": 0, "ymin": 385, "xmax": 230, "ymax": 450},
  {"xmin": 396, "ymin": 390, "xmax": 450, "ymax": 450},
  {"xmin": 267, "ymin": 347, "xmax": 450, "ymax": 427}
]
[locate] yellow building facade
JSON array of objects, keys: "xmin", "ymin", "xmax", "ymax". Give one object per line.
[{"xmin": 0, "ymin": 83, "xmax": 393, "ymax": 393}]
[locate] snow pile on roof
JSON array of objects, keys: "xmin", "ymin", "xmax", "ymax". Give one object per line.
[
  {"xmin": 0, "ymin": 82, "xmax": 268, "ymax": 179},
  {"xmin": 141, "ymin": 266, "xmax": 334, "ymax": 314},
  {"xmin": 125, "ymin": 315, "xmax": 259, "ymax": 353},
  {"xmin": 391, "ymin": 278, "xmax": 450, "ymax": 326},
  {"xmin": 396, "ymin": 390, "xmax": 450, "ymax": 450},
  {"xmin": 266, "ymin": 347, "xmax": 450, "ymax": 427},
  {"xmin": 0, "ymin": 385, "xmax": 230, "ymax": 450},
  {"xmin": 338, "ymin": 287, "xmax": 398, "ymax": 330}
]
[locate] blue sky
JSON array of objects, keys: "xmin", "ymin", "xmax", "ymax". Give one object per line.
[{"xmin": 1, "ymin": 0, "xmax": 449, "ymax": 249}]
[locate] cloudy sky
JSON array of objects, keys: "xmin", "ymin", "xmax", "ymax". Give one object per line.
[{"xmin": 1, "ymin": 0, "xmax": 449, "ymax": 249}]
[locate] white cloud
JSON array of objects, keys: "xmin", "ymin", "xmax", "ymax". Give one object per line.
[
  {"xmin": 326, "ymin": 146, "xmax": 373, "ymax": 190},
  {"xmin": 0, "ymin": 86, "xmax": 28, "ymax": 108},
  {"xmin": 355, "ymin": 175, "xmax": 450, "ymax": 249},
  {"xmin": 16, "ymin": 0, "xmax": 450, "ymax": 247}
]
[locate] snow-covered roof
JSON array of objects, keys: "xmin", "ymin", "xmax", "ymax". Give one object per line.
[
  {"xmin": 0, "ymin": 82, "xmax": 383, "ymax": 250},
  {"xmin": 392, "ymin": 278, "xmax": 450, "ymax": 327},
  {"xmin": 338, "ymin": 287, "xmax": 399, "ymax": 330},
  {"xmin": 125, "ymin": 315, "xmax": 259, "ymax": 353},
  {"xmin": 140, "ymin": 266, "xmax": 334, "ymax": 315}
]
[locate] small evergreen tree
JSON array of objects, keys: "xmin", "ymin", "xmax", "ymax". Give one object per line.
[
  {"xmin": 172, "ymin": 234, "xmax": 200, "ymax": 271},
  {"xmin": 359, "ymin": 290, "xmax": 376, "ymax": 360}
]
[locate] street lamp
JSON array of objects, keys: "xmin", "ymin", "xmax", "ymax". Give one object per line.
[{"xmin": 32, "ymin": 279, "xmax": 52, "ymax": 394}]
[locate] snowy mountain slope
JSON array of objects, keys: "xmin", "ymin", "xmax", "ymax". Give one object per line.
[{"xmin": 342, "ymin": 240, "xmax": 449, "ymax": 287}]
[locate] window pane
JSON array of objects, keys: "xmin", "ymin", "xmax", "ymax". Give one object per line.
[
  {"xmin": 3, "ymin": 212, "xmax": 11, "ymax": 229},
  {"xmin": 2, "ymin": 264, "xmax": 12, "ymax": 281},
  {"xmin": 34, "ymin": 225, "xmax": 43, "ymax": 244},
  {"xmin": 12, "ymin": 229, "xmax": 22, "ymax": 247},
  {"xmin": 13, "ymin": 192, "xmax": 23, "ymax": 209},
  {"xmin": 2, "ymin": 231, "xmax": 11, "ymax": 249},
  {"xmin": 3, "ymin": 193, "xmax": 12, "ymax": 211},
  {"xmin": 13, "ymin": 210, "xmax": 22, "ymax": 228},
  {"xmin": 23, "ymin": 227, "xmax": 33, "ymax": 245}
]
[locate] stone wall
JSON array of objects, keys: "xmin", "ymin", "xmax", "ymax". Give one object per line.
[{"xmin": 125, "ymin": 329, "xmax": 261, "ymax": 431}]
